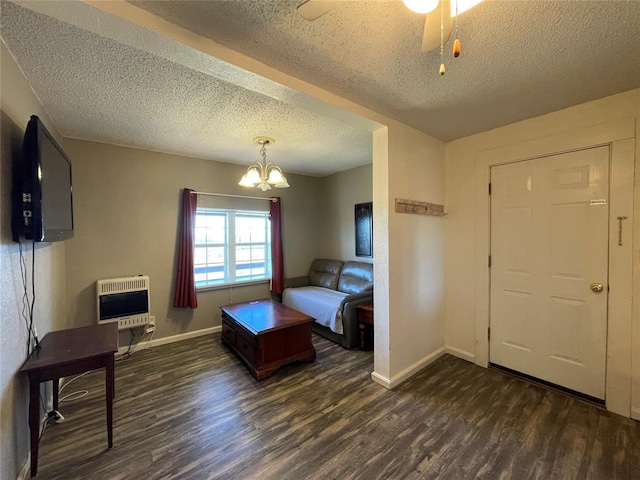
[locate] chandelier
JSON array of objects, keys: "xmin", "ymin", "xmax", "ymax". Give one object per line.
[{"xmin": 239, "ymin": 137, "xmax": 290, "ymax": 191}]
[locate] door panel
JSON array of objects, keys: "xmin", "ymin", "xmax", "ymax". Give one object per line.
[{"xmin": 490, "ymin": 146, "xmax": 609, "ymax": 399}]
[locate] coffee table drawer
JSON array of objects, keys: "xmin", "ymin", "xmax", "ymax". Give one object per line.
[
  {"xmin": 221, "ymin": 320, "xmax": 237, "ymax": 347},
  {"xmin": 222, "ymin": 318, "xmax": 256, "ymax": 363},
  {"xmin": 235, "ymin": 322, "xmax": 256, "ymax": 347},
  {"xmin": 237, "ymin": 336, "xmax": 256, "ymax": 363}
]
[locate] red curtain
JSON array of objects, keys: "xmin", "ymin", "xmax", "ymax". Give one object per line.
[
  {"xmin": 173, "ymin": 188, "xmax": 198, "ymax": 308},
  {"xmin": 269, "ymin": 197, "xmax": 285, "ymax": 294}
]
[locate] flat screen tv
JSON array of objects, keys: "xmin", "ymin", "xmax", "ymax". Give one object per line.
[{"xmin": 12, "ymin": 115, "xmax": 74, "ymax": 242}]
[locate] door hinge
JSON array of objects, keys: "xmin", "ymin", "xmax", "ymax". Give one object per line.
[
  {"xmin": 488, "ymin": 255, "xmax": 492, "ymax": 268},
  {"xmin": 488, "ymin": 327, "xmax": 491, "ymax": 340},
  {"xmin": 488, "ymin": 182, "xmax": 492, "ymax": 195}
]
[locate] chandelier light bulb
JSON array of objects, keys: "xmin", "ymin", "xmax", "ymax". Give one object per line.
[
  {"xmin": 274, "ymin": 175, "xmax": 290, "ymax": 188},
  {"xmin": 238, "ymin": 174, "xmax": 255, "ymax": 187},
  {"xmin": 267, "ymin": 168, "xmax": 284, "ymax": 184},
  {"xmin": 246, "ymin": 166, "xmax": 261, "ymax": 184}
]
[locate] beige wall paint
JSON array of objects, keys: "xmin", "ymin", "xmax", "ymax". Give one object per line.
[
  {"xmin": 0, "ymin": 42, "xmax": 68, "ymax": 480},
  {"xmin": 63, "ymin": 138, "xmax": 325, "ymax": 345},
  {"xmin": 386, "ymin": 123, "xmax": 446, "ymax": 384},
  {"xmin": 371, "ymin": 122, "xmax": 448, "ymax": 388},
  {"xmin": 320, "ymin": 163, "xmax": 373, "ymax": 261},
  {"xmin": 372, "ymin": 127, "xmax": 391, "ymax": 381},
  {"xmin": 445, "ymin": 88, "xmax": 640, "ymax": 417}
]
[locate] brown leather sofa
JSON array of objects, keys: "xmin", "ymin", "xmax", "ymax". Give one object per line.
[{"xmin": 283, "ymin": 259, "xmax": 373, "ymax": 349}]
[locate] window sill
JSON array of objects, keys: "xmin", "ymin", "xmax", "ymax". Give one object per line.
[{"xmin": 196, "ymin": 278, "xmax": 271, "ymax": 292}]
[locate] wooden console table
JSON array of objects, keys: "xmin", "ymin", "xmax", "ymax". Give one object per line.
[
  {"xmin": 356, "ymin": 302, "xmax": 374, "ymax": 350},
  {"xmin": 220, "ymin": 299, "xmax": 316, "ymax": 380},
  {"xmin": 20, "ymin": 323, "xmax": 118, "ymax": 477}
]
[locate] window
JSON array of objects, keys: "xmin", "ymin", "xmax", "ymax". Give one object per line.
[{"xmin": 194, "ymin": 208, "xmax": 271, "ymax": 288}]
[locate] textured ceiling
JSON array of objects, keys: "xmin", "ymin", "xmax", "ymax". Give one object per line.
[
  {"xmin": 2, "ymin": 1, "xmax": 639, "ymax": 177},
  {"xmin": 131, "ymin": 0, "xmax": 640, "ymax": 141},
  {"xmin": 0, "ymin": 1, "xmax": 375, "ymax": 177}
]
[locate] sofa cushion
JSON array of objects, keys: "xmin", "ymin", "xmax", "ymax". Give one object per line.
[
  {"xmin": 282, "ymin": 286, "xmax": 348, "ymax": 335},
  {"xmin": 309, "ymin": 259, "xmax": 344, "ymax": 290},
  {"xmin": 338, "ymin": 261, "xmax": 373, "ymax": 294}
]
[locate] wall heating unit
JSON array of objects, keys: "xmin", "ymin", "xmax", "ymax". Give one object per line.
[{"xmin": 97, "ymin": 275, "xmax": 150, "ymax": 330}]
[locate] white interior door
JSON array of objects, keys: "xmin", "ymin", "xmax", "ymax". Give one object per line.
[{"xmin": 490, "ymin": 146, "xmax": 609, "ymax": 399}]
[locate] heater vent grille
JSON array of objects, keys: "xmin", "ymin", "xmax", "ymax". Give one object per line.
[{"xmin": 97, "ymin": 276, "xmax": 149, "ymax": 294}]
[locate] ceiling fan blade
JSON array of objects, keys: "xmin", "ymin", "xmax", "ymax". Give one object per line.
[
  {"xmin": 297, "ymin": 0, "xmax": 340, "ymax": 21},
  {"xmin": 421, "ymin": 2, "xmax": 454, "ymax": 52}
]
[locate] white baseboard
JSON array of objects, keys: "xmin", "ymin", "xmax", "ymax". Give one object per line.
[
  {"xmin": 389, "ymin": 347, "xmax": 446, "ymax": 388},
  {"xmin": 371, "ymin": 371, "xmax": 391, "ymax": 389},
  {"xmin": 18, "ymin": 453, "xmax": 30, "ymax": 480},
  {"xmin": 631, "ymin": 407, "xmax": 640, "ymax": 421},
  {"xmin": 445, "ymin": 345, "xmax": 475, "ymax": 363},
  {"xmin": 371, "ymin": 346, "xmax": 447, "ymax": 390},
  {"xmin": 117, "ymin": 326, "xmax": 222, "ymax": 355}
]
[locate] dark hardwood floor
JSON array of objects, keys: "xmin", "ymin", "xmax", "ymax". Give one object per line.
[{"xmin": 35, "ymin": 334, "xmax": 640, "ymax": 480}]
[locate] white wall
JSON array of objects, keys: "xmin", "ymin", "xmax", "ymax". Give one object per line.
[
  {"xmin": 445, "ymin": 88, "xmax": 640, "ymax": 418},
  {"xmin": 0, "ymin": 41, "xmax": 68, "ymax": 480}
]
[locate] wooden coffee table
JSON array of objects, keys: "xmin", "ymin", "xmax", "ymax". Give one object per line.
[{"xmin": 220, "ymin": 299, "xmax": 316, "ymax": 380}]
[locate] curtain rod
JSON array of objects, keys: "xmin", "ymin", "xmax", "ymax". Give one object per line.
[{"xmin": 191, "ymin": 191, "xmax": 277, "ymax": 202}]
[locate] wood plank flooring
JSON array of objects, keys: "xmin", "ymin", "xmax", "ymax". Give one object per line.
[{"xmin": 35, "ymin": 334, "xmax": 640, "ymax": 480}]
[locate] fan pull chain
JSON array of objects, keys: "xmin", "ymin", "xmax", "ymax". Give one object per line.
[
  {"xmin": 453, "ymin": 38, "xmax": 461, "ymax": 57},
  {"xmin": 439, "ymin": 0, "xmax": 445, "ymax": 75},
  {"xmin": 453, "ymin": 0, "xmax": 461, "ymax": 57}
]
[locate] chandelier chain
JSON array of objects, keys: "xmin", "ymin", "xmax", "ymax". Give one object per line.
[{"xmin": 260, "ymin": 144, "xmax": 267, "ymax": 165}]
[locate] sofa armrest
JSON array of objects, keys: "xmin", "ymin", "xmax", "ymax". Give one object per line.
[
  {"xmin": 284, "ymin": 276, "xmax": 310, "ymax": 289},
  {"xmin": 339, "ymin": 293, "xmax": 373, "ymax": 349},
  {"xmin": 339, "ymin": 292, "xmax": 373, "ymax": 310}
]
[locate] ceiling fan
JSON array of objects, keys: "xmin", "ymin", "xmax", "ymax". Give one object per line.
[{"xmin": 297, "ymin": 0, "xmax": 483, "ymax": 53}]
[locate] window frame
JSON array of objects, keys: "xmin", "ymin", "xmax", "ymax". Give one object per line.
[{"xmin": 194, "ymin": 207, "xmax": 271, "ymax": 291}]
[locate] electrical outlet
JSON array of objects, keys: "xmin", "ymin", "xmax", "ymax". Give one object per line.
[
  {"xmin": 117, "ymin": 315, "xmax": 148, "ymax": 329},
  {"xmin": 149, "ymin": 315, "xmax": 156, "ymax": 327}
]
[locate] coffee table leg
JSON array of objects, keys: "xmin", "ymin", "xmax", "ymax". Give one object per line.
[{"xmin": 106, "ymin": 357, "xmax": 114, "ymax": 448}]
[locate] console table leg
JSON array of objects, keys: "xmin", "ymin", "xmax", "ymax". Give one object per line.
[
  {"xmin": 28, "ymin": 378, "xmax": 39, "ymax": 477},
  {"xmin": 52, "ymin": 378, "xmax": 59, "ymax": 411},
  {"xmin": 106, "ymin": 358, "xmax": 114, "ymax": 448}
]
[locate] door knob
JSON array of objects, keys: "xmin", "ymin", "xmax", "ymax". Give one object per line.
[{"xmin": 590, "ymin": 283, "xmax": 604, "ymax": 293}]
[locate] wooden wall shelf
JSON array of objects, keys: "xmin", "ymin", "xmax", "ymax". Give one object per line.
[{"xmin": 395, "ymin": 198, "xmax": 447, "ymax": 217}]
